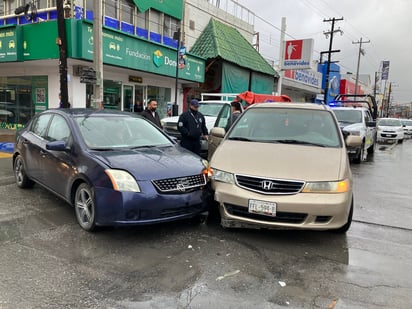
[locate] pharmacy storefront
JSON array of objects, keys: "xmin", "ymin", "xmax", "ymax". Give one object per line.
[
  {"xmin": 0, "ymin": 19, "xmax": 205, "ymax": 129},
  {"xmin": 282, "ymin": 69, "xmax": 322, "ymax": 103}
]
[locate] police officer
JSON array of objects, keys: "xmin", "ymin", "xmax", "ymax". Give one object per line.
[{"xmin": 178, "ymin": 99, "xmax": 208, "ymax": 155}]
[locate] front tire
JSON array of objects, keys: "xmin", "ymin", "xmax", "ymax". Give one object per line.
[
  {"xmin": 353, "ymin": 143, "xmax": 365, "ymax": 164},
  {"xmin": 74, "ymin": 183, "xmax": 97, "ymax": 232},
  {"xmin": 14, "ymin": 155, "xmax": 34, "ymax": 188}
]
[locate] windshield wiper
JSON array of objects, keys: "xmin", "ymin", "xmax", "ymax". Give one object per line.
[
  {"xmin": 228, "ymin": 136, "xmax": 253, "ymax": 141},
  {"xmin": 277, "ymin": 139, "xmax": 326, "ymax": 147},
  {"xmin": 89, "ymin": 147, "xmax": 116, "ymax": 151}
]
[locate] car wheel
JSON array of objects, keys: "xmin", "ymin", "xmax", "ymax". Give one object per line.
[
  {"xmin": 14, "ymin": 155, "xmax": 34, "ymax": 188},
  {"xmin": 367, "ymin": 138, "xmax": 376, "ymax": 154},
  {"xmin": 353, "ymin": 143, "xmax": 364, "ymax": 164},
  {"xmin": 334, "ymin": 198, "xmax": 353, "ymax": 233},
  {"xmin": 74, "ymin": 183, "xmax": 97, "ymax": 232},
  {"xmin": 398, "ymin": 139, "xmax": 403, "ymax": 144}
]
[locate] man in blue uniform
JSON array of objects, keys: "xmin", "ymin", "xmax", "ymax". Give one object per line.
[{"xmin": 178, "ymin": 99, "xmax": 208, "ymax": 155}]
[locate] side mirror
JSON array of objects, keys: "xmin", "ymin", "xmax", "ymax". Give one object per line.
[
  {"xmin": 46, "ymin": 140, "xmax": 68, "ymax": 151},
  {"xmin": 210, "ymin": 127, "xmax": 226, "ymax": 138}
]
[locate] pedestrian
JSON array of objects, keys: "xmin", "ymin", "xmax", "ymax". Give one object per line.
[
  {"xmin": 133, "ymin": 98, "xmax": 143, "ymax": 113},
  {"xmin": 178, "ymin": 99, "xmax": 208, "ymax": 155},
  {"xmin": 58, "ymin": 93, "xmax": 62, "ymax": 108},
  {"xmin": 140, "ymin": 98, "xmax": 162, "ymax": 128},
  {"xmin": 230, "ymin": 101, "xmax": 242, "ymax": 126}
]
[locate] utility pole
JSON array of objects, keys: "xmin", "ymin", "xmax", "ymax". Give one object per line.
[
  {"xmin": 56, "ymin": 0, "xmax": 69, "ymax": 108},
  {"xmin": 322, "ymin": 17, "xmax": 343, "ymax": 104},
  {"xmin": 276, "ymin": 17, "xmax": 286, "ymax": 96},
  {"xmin": 353, "ymin": 37, "xmax": 370, "ymax": 96},
  {"xmin": 93, "ymin": 0, "xmax": 103, "ymax": 109}
]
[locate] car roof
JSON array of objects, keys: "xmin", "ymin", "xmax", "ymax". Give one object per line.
[
  {"xmin": 44, "ymin": 108, "xmax": 135, "ymax": 117},
  {"xmin": 247, "ymin": 102, "xmax": 332, "ymax": 111}
]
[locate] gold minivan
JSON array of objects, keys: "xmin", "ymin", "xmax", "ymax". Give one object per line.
[{"xmin": 209, "ymin": 102, "xmax": 361, "ymax": 233}]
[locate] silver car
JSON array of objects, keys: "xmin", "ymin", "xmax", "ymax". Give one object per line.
[{"xmin": 209, "ymin": 103, "xmax": 362, "ymax": 233}]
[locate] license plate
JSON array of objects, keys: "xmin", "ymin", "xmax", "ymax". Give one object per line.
[
  {"xmin": 382, "ymin": 134, "xmax": 394, "ymax": 137},
  {"xmin": 248, "ymin": 199, "xmax": 277, "ymax": 216}
]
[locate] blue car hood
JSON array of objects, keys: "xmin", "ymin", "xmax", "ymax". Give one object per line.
[{"xmin": 91, "ymin": 146, "xmax": 205, "ymax": 181}]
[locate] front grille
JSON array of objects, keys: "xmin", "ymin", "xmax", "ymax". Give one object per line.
[
  {"xmin": 236, "ymin": 174, "xmax": 304, "ymax": 195},
  {"xmin": 225, "ymin": 204, "xmax": 307, "ymax": 224},
  {"xmin": 152, "ymin": 174, "xmax": 207, "ymax": 194}
]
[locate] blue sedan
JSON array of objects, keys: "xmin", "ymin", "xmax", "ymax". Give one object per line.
[{"xmin": 13, "ymin": 109, "xmax": 212, "ymax": 231}]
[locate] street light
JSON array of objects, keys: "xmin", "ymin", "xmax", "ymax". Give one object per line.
[{"xmin": 14, "ymin": 1, "xmax": 37, "ymax": 21}]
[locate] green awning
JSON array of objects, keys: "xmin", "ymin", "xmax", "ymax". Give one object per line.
[
  {"xmin": 190, "ymin": 19, "xmax": 278, "ymax": 77},
  {"xmin": 132, "ymin": 0, "xmax": 183, "ymax": 20}
]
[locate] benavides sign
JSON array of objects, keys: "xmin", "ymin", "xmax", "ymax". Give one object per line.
[
  {"xmin": 282, "ymin": 39, "xmax": 314, "ymax": 70},
  {"xmin": 76, "ymin": 21, "xmax": 204, "ymax": 82}
]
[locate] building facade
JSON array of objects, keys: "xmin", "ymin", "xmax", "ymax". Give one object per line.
[{"xmin": 0, "ymin": 0, "xmax": 205, "ymax": 129}]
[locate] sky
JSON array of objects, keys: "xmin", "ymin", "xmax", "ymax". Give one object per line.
[{"xmin": 234, "ymin": 0, "xmax": 412, "ymax": 104}]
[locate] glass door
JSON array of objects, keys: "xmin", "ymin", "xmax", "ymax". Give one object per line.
[{"xmin": 122, "ymin": 84, "xmax": 134, "ymax": 112}]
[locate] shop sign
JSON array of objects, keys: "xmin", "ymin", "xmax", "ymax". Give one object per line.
[
  {"xmin": 0, "ymin": 26, "xmax": 23, "ymax": 62},
  {"xmin": 78, "ymin": 21, "xmax": 204, "ymax": 82},
  {"xmin": 284, "ymin": 69, "xmax": 321, "ymax": 88},
  {"xmin": 282, "ymin": 39, "xmax": 314, "ymax": 70}
]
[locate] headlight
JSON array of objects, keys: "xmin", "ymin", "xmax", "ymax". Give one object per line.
[
  {"xmin": 302, "ymin": 179, "xmax": 350, "ymax": 193},
  {"xmin": 211, "ymin": 168, "xmax": 235, "ymax": 184},
  {"xmin": 105, "ymin": 169, "xmax": 140, "ymax": 192},
  {"xmin": 201, "ymin": 159, "xmax": 213, "ymax": 178}
]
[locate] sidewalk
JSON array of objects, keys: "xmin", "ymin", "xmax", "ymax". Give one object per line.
[{"xmin": 0, "ymin": 129, "xmax": 15, "ymax": 159}]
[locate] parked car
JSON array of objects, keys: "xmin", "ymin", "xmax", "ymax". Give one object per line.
[
  {"xmin": 331, "ymin": 106, "xmax": 377, "ymax": 163},
  {"xmin": 400, "ymin": 119, "xmax": 412, "ymax": 137},
  {"xmin": 377, "ymin": 117, "xmax": 404, "ymax": 143},
  {"xmin": 209, "ymin": 102, "xmax": 362, "ymax": 233},
  {"xmin": 13, "ymin": 109, "xmax": 211, "ymax": 231}
]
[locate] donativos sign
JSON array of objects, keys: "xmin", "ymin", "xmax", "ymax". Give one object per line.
[{"xmin": 282, "ymin": 39, "xmax": 314, "ymax": 70}]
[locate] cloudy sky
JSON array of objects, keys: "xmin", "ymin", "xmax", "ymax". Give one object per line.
[{"xmin": 235, "ymin": 0, "xmax": 411, "ymax": 104}]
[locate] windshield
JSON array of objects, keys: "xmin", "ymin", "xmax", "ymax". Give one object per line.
[
  {"xmin": 378, "ymin": 118, "xmax": 402, "ymax": 127},
  {"xmin": 401, "ymin": 119, "xmax": 412, "ymax": 126},
  {"xmin": 228, "ymin": 107, "xmax": 341, "ymax": 147},
  {"xmin": 75, "ymin": 115, "xmax": 172, "ymax": 149},
  {"xmin": 198, "ymin": 103, "xmax": 226, "ymax": 117},
  {"xmin": 332, "ymin": 109, "xmax": 362, "ymax": 124}
]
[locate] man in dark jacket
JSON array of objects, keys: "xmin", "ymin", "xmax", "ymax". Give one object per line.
[
  {"xmin": 140, "ymin": 99, "xmax": 162, "ymax": 128},
  {"xmin": 178, "ymin": 99, "xmax": 208, "ymax": 155}
]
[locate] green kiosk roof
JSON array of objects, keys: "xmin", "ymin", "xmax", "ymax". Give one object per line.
[{"xmin": 190, "ymin": 19, "xmax": 278, "ymax": 77}]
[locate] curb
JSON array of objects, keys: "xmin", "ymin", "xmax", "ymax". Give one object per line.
[{"xmin": 0, "ymin": 176, "xmax": 14, "ymax": 186}]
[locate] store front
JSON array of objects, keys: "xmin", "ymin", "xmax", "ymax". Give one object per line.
[
  {"xmin": 0, "ymin": 19, "xmax": 204, "ymax": 128},
  {"xmin": 0, "ymin": 76, "xmax": 48, "ymax": 129}
]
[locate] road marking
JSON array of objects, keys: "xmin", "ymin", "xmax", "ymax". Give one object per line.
[{"xmin": 0, "ymin": 152, "xmax": 12, "ymax": 159}]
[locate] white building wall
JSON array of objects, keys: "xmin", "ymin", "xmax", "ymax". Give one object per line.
[{"xmin": 184, "ymin": 0, "xmax": 255, "ymax": 50}]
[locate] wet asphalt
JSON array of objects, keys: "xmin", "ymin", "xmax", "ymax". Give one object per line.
[{"xmin": 0, "ymin": 140, "xmax": 411, "ymax": 308}]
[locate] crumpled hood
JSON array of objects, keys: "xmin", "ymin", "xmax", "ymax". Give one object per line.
[
  {"xmin": 211, "ymin": 141, "xmax": 348, "ymax": 181},
  {"xmin": 92, "ymin": 146, "xmax": 205, "ymax": 180},
  {"xmin": 339, "ymin": 122, "xmax": 363, "ymax": 133}
]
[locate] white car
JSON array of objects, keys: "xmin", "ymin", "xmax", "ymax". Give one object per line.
[
  {"xmin": 377, "ymin": 118, "xmax": 404, "ymax": 143},
  {"xmin": 331, "ymin": 106, "xmax": 377, "ymax": 163},
  {"xmin": 400, "ymin": 119, "xmax": 412, "ymax": 137}
]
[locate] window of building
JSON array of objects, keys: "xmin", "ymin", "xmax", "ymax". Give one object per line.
[
  {"xmin": 137, "ymin": 10, "xmax": 147, "ymax": 29},
  {"xmin": 147, "ymin": 86, "xmax": 171, "ymax": 119},
  {"xmin": 163, "ymin": 15, "xmax": 179, "ymax": 38},
  {"xmin": 104, "ymin": 0, "xmax": 118, "ymax": 19},
  {"xmin": 120, "ymin": 0, "xmax": 134, "ymax": 24},
  {"xmin": 149, "ymin": 9, "xmax": 161, "ymax": 34},
  {"xmin": 7, "ymin": 0, "xmax": 18, "ymax": 15}
]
